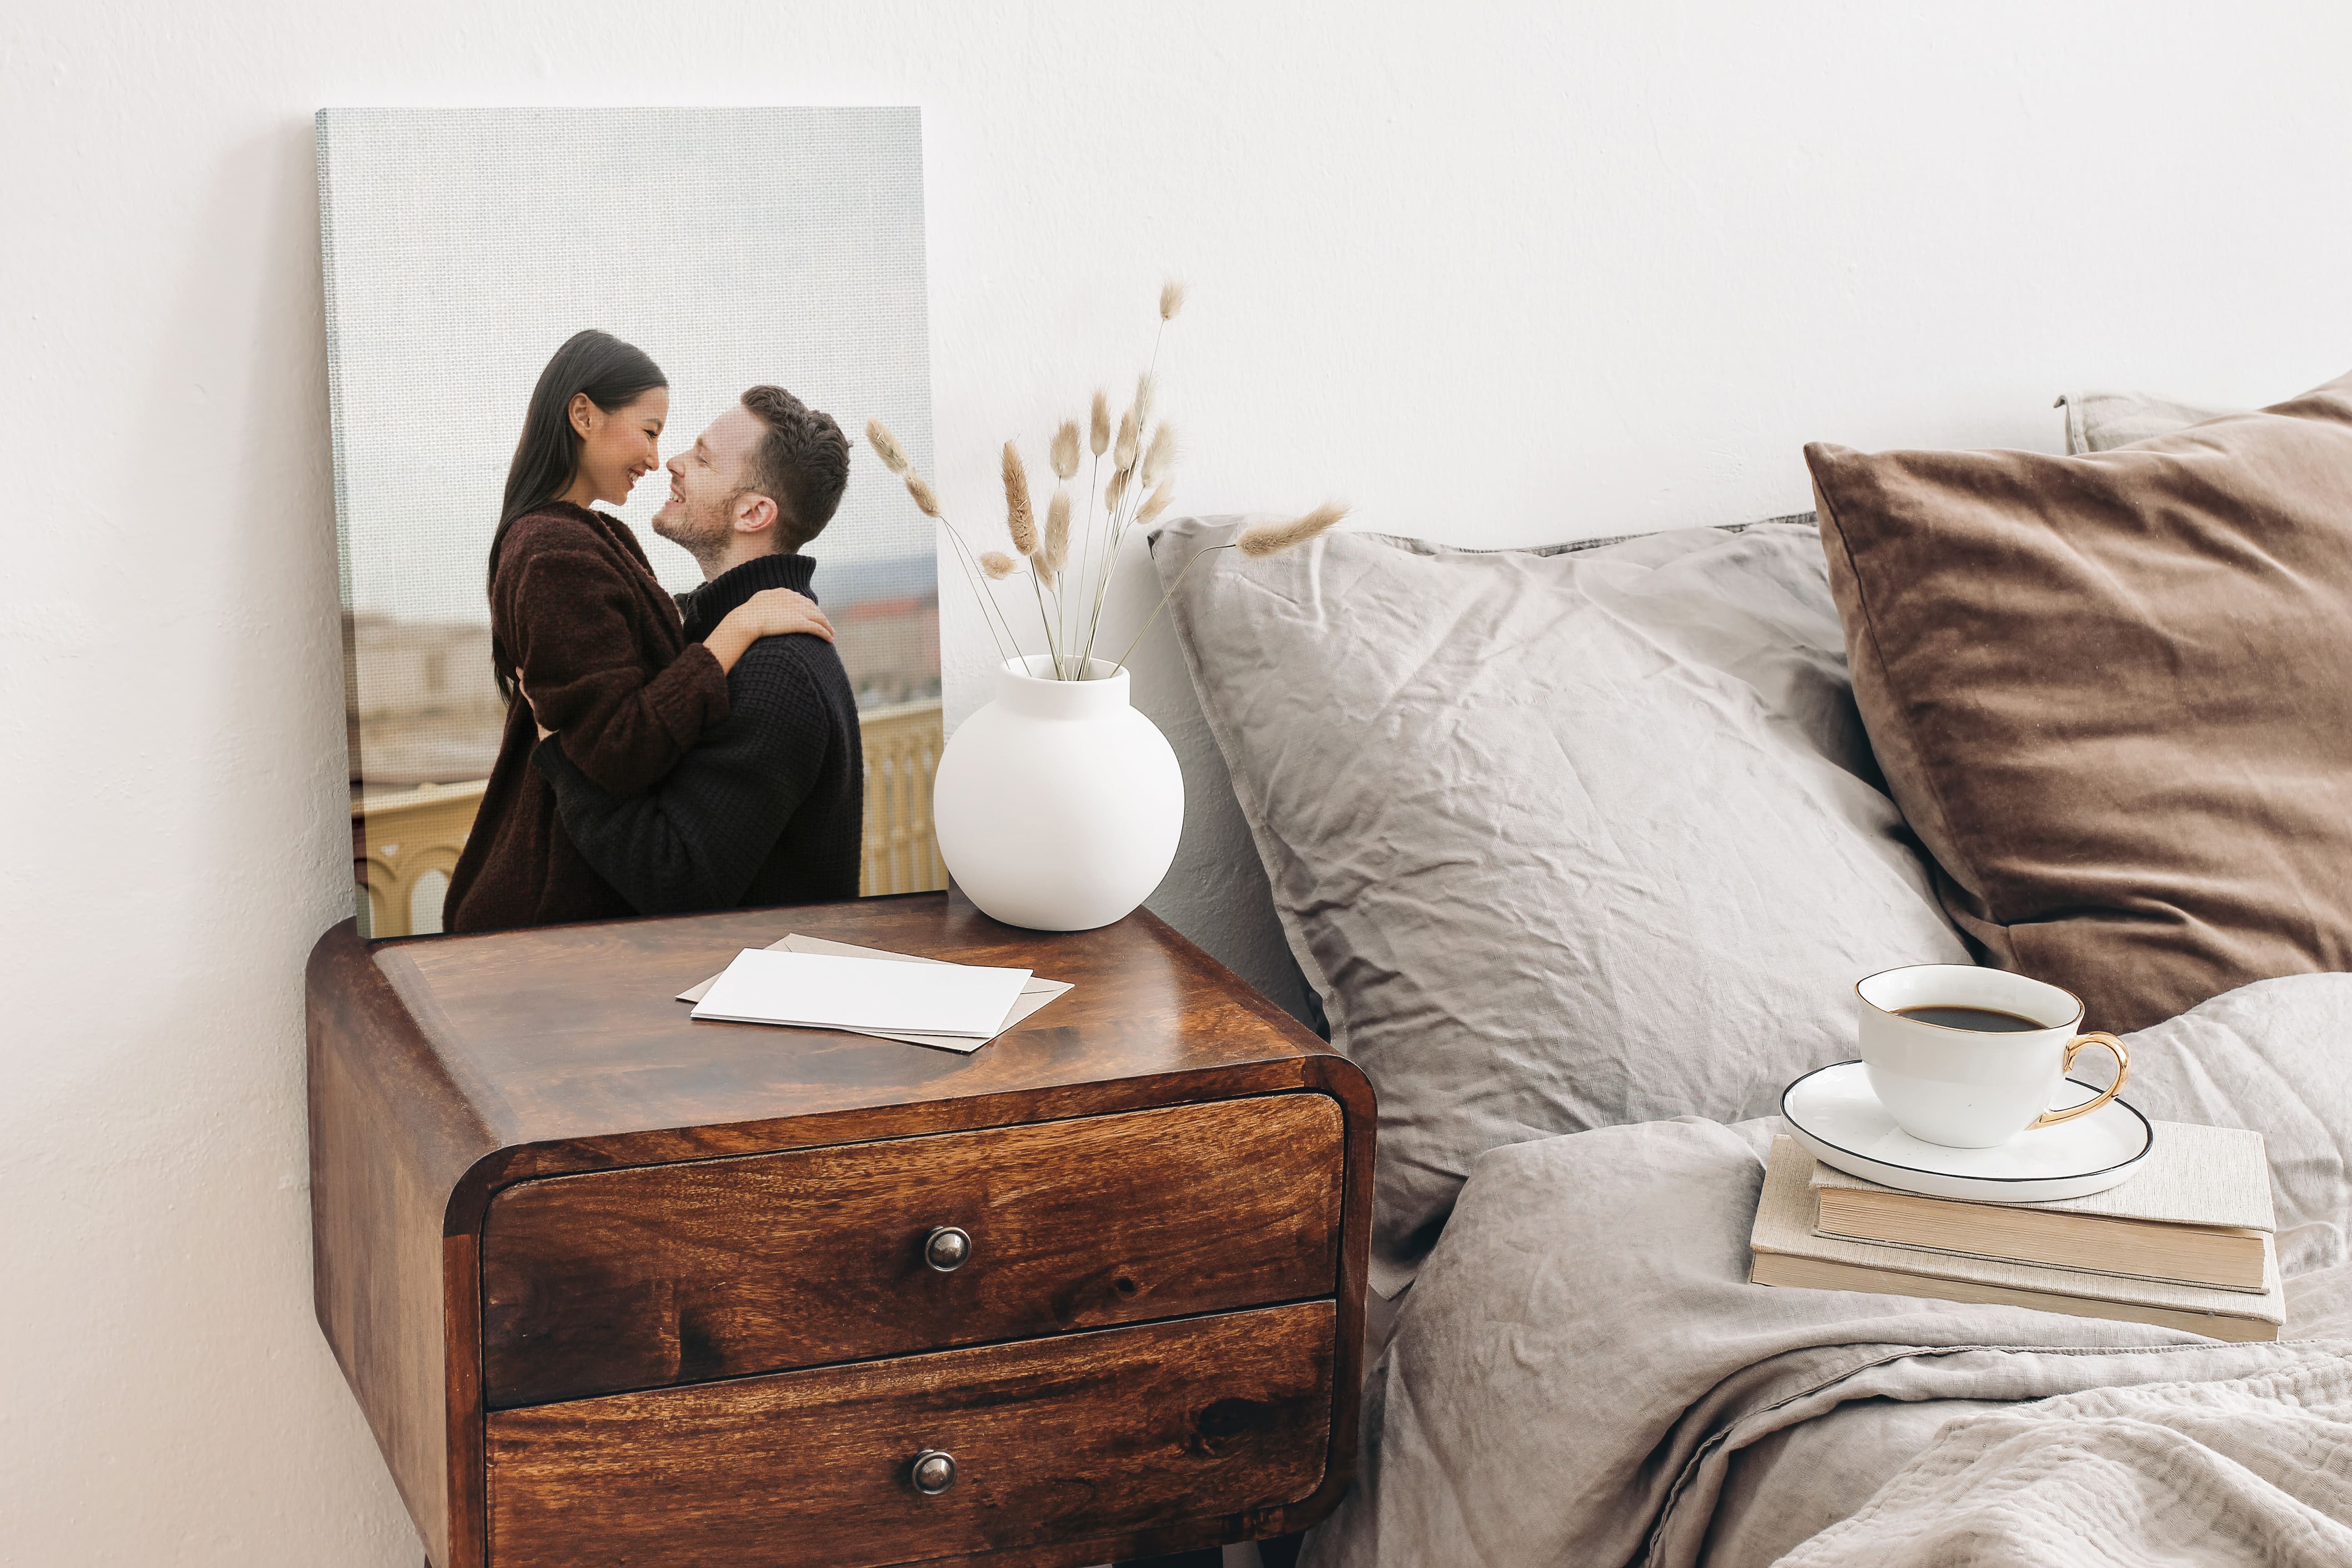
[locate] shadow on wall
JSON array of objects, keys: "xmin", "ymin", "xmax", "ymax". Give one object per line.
[{"xmin": 1123, "ymin": 529, "xmax": 1325, "ymax": 1037}]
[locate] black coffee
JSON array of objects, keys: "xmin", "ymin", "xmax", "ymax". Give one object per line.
[{"xmin": 1895, "ymin": 1004, "xmax": 2043, "ymax": 1033}]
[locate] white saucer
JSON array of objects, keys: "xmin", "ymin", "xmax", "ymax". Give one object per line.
[{"xmin": 1781, "ymin": 1060, "xmax": 2153, "ymax": 1203}]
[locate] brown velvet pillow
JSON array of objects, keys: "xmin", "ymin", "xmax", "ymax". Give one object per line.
[{"xmin": 1807, "ymin": 372, "xmax": 2352, "ymax": 1034}]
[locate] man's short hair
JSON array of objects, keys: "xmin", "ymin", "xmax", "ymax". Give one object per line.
[{"xmin": 738, "ymin": 385, "xmax": 851, "ymax": 553}]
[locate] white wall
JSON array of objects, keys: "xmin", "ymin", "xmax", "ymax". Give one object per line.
[{"xmin": 5, "ymin": 2, "xmax": 2348, "ymax": 1559}]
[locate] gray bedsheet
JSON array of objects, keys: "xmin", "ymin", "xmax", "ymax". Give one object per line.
[{"xmin": 1302, "ymin": 973, "xmax": 2352, "ymax": 1566}]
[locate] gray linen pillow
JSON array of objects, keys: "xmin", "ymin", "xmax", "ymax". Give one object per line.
[{"xmin": 1151, "ymin": 516, "xmax": 1970, "ymax": 1294}]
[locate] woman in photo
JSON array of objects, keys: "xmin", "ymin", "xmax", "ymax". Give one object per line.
[{"xmin": 444, "ymin": 328, "xmax": 831, "ymax": 932}]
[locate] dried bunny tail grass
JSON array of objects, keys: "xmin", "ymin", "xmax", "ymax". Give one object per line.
[
  {"xmin": 1105, "ymin": 464, "xmax": 1131, "ymax": 515},
  {"xmin": 1139, "ymin": 423, "xmax": 1177, "ymax": 488},
  {"xmin": 1137, "ymin": 480, "xmax": 1175, "ymax": 526},
  {"xmin": 1045, "ymin": 487, "xmax": 1072, "ymax": 573},
  {"xmin": 1113, "ymin": 407, "xmax": 1139, "ymax": 473},
  {"xmin": 1001, "ymin": 441, "xmax": 1039, "ymax": 555},
  {"xmin": 979, "ymin": 550, "xmax": 1018, "ymax": 580},
  {"xmin": 1050, "ymin": 420, "xmax": 1081, "ymax": 480},
  {"xmin": 1090, "ymin": 390, "xmax": 1111, "ymax": 457},
  {"xmin": 1236, "ymin": 501, "xmax": 1349, "ymax": 558},
  {"xmin": 866, "ymin": 419, "xmax": 911, "ymax": 476},
  {"xmin": 1160, "ymin": 279, "xmax": 1186, "ymax": 320},
  {"xmin": 1134, "ymin": 371, "xmax": 1155, "ymax": 428},
  {"xmin": 904, "ymin": 472, "xmax": 944, "ymax": 519}
]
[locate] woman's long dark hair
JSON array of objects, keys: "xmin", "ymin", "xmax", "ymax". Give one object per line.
[{"xmin": 487, "ymin": 329, "xmax": 667, "ymax": 701}]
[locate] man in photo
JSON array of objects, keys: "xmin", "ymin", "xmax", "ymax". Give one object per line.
[{"xmin": 533, "ymin": 384, "xmax": 865, "ymax": 913}]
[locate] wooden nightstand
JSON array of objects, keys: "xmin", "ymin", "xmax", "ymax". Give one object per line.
[{"xmin": 308, "ymin": 891, "xmax": 1373, "ymax": 1568}]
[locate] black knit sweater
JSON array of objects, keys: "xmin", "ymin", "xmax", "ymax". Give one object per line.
[{"xmin": 534, "ymin": 552, "xmax": 864, "ymax": 913}]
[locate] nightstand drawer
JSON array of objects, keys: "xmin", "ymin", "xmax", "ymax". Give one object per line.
[
  {"xmin": 485, "ymin": 1301, "xmax": 1335, "ymax": 1568},
  {"xmin": 481, "ymin": 1094, "xmax": 1345, "ymax": 1406}
]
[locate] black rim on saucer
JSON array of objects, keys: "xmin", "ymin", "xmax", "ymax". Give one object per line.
[{"xmin": 1779, "ymin": 1059, "xmax": 2154, "ymax": 1184}]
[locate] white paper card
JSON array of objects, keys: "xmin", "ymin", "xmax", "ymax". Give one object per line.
[
  {"xmin": 676, "ymin": 935, "xmax": 1071, "ymax": 1054},
  {"xmin": 690, "ymin": 948, "xmax": 1032, "ymax": 1038}
]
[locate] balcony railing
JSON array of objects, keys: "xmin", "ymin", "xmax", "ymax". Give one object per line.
[
  {"xmin": 351, "ymin": 779, "xmax": 487, "ymax": 939},
  {"xmin": 351, "ymin": 697, "xmax": 947, "ymax": 938},
  {"xmin": 858, "ymin": 698, "xmax": 947, "ymax": 899}
]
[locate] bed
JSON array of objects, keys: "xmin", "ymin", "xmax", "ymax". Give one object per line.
[{"xmin": 1144, "ymin": 374, "xmax": 2352, "ymax": 1564}]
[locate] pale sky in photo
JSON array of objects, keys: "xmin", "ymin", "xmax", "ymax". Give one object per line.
[{"xmin": 321, "ymin": 107, "xmax": 936, "ymax": 625}]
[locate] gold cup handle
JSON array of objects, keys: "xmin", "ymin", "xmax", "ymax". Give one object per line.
[{"xmin": 2029, "ymin": 1032, "xmax": 2130, "ymax": 1130}]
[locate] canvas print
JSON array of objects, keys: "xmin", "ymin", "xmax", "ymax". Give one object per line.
[{"xmin": 319, "ymin": 107, "xmax": 941, "ymax": 938}]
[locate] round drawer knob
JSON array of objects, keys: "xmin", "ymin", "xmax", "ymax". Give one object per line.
[
  {"xmin": 911, "ymin": 1449, "xmax": 957, "ymax": 1495},
  {"xmin": 923, "ymin": 1225, "xmax": 972, "ymax": 1272}
]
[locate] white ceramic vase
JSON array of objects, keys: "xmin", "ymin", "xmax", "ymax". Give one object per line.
[{"xmin": 932, "ymin": 656, "xmax": 1184, "ymax": 931}]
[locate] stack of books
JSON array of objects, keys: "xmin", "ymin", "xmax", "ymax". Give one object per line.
[{"xmin": 1749, "ymin": 1127, "xmax": 2283, "ymax": 1342}]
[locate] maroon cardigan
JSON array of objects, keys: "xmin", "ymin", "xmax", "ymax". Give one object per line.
[{"xmin": 444, "ymin": 503, "xmax": 729, "ymax": 933}]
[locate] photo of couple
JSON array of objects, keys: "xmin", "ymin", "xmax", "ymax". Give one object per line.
[
  {"xmin": 446, "ymin": 329, "xmax": 868, "ymax": 933},
  {"xmin": 320, "ymin": 108, "xmax": 941, "ymax": 937}
]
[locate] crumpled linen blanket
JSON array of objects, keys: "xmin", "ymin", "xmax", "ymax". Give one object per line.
[
  {"xmin": 1780, "ymin": 1359, "xmax": 2352, "ymax": 1566},
  {"xmin": 1300, "ymin": 973, "xmax": 2352, "ymax": 1568}
]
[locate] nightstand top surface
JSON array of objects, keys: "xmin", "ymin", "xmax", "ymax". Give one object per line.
[{"xmin": 356, "ymin": 892, "xmax": 1337, "ymax": 1162}]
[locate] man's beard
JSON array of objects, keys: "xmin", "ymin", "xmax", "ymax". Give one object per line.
[{"xmin": 654, "ymin": 494, "xmax": 732, "ymax": 567}]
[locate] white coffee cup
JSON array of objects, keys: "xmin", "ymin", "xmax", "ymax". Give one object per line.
[{"xmin": 1856, "ymin": 964, "xmax": 2129, "ymax": 1149}]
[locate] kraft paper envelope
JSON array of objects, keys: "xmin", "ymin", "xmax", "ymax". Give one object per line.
[{"xmin": 677, "ymin": 933, "xmax": 1070, "ymax": 1054}]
